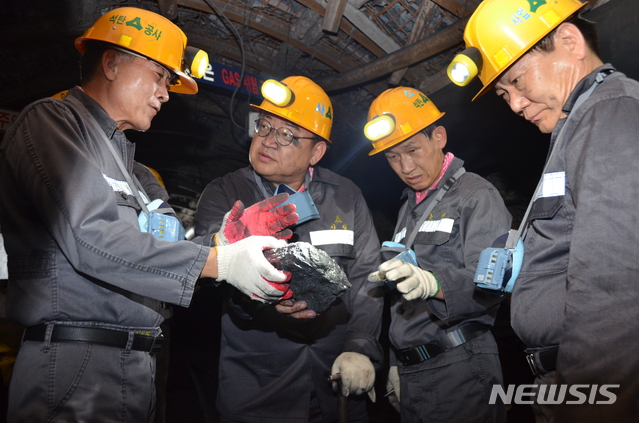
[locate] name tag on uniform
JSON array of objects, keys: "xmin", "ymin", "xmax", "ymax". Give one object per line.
[
  {"xmin": 538, "ymin": 171, "xmax": 565, "ymax": 199},
  {"xmin": 310, "ymin": 230, "xmax": 354, "ymax": 246},
  {"xmin": 419, "ymin": 218, "xmax": 454, "ymax": 234},
  {"xmin": 393, "ymin": 228, "xmax": 407, "ymax": 244},
  {"xmin": 103, "ymin": 173, "xmax": 150, "ymax": 203}
]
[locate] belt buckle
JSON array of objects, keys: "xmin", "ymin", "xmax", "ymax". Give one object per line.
[
  {"xmin": 397, "ymin": 351, "xmax": 411, "ymax": 366},
  {"xmin": 526, "ymin": 353, "xmax": 539, "ymax": 377}
]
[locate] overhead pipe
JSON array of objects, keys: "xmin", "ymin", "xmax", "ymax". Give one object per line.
[{"xmin": 316, "ymin": 17, "xmax": 468, "ymax": 92}]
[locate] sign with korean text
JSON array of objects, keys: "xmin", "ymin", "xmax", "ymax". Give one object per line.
[
  {"xmin": 0, "ymin": 108, "xmax": 19, "ymax": 132},
  {"xmin": 195, "ymin": 62, "xmax": 265, "ymax": 99}
]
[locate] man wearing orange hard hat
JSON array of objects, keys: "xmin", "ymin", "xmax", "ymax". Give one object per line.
[
  {"xmin": 448, "ymin": 0, "xmax": 639, "ymax": 421},
  {"xmin": 193, "ymin": 76, "xmax": 384, "ymax": 422},
  {"xmin": 0, "ymin": 7, "xmax": 298, "ymax": 422},
  {"xmin": 364, "ymin": 87, "xmax": 511, "ymax": 423}
]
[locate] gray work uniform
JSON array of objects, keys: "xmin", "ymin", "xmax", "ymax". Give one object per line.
[
  {"xmin": 386, "ymin": 157, "xmax": 511, "ymax": 423},
  {"xmin": 510, "ymin": 64, "xmax": 639, "ymax": 422},
  {"xmin": 193, "ymin": 166, "xmax": 383, "ymax": 423},
  {"xmin": 0, "ymin": 88, "xmax": 209, "ymax": 422}
]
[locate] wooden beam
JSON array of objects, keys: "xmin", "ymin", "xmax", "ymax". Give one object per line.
[
  {"xmin": 388, "ymin": 0, "xmax": 438, "ymax": 85},
  {"xmin": 178, "ymin": 0, "xmax": 362, "ymax": 72},
  {"xmin": 158, "ymin": 0, "xmax": 179, "ymax": 20},
  {"xmin": 297, "ymin": 0, "xmax": 390, "ymax": 56},
  {"xmin": 316, "ymin": 17, "xmax": 467, "ymax": 92},
  {"xmin": 431, "ymin": 0, "xmax": 477, "ymax": 18},
  {"xmin": 323, "ymin": 0, "xmax": 348, "ymax": 34},
  {"xmin": 341, "ymin": 0, "xmax": 400, "ymax": 53},
  {"xmin": 348, "ymin": 0, "xmax": 368, "ymax": 8},
  {"xmin": 416, "ymin": 68, "xmax": 452, "ymax": 96},
  {"xmin": 178, "ymin": 0, "xmax": 391, "ymax": 97},
  {"xmin": 308, "ymin": 0, "xmax": 401, "ymax": 53},
  {"xmin": 186, "ymin": 32, "xmax": 274, "ymax": 71}
]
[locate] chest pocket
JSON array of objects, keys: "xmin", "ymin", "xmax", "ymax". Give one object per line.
[
  {"xmin": 413, "ymin": 230, "xmax": 450, "ymax": 246},
  {"xmin": 410, "ymin": 217, "xmax": 455, "ymax": 246},
  {"xmin": 529, "ymin": 195, "xmax": 563, "ymax": 222},
  {"xmin": 114, "ymin": 191, "xmax": 142, "ymax": 212},
  {"xmin": 315, "ymin": 243, "xmax": 356, "ymax": 268}
]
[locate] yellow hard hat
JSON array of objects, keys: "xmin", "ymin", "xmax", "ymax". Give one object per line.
[
  {"xmin": 51, "ymin": 90, "xmax": 69, "ymax": 100},
  {"xmin": 145, "ymin": 166, "xmax": 166, "ymax": 188},
  {"xmin": 448, "ymin": 0, "xmax": 587, "ymax": 100},
  {"xmin": 75, "ymin": 7, "xmax": 208, "ymax": 95},
  {"xmin": 364, "ymin": 87, "xmax": 445, "ymax": 156},
  {"xmin": 251, "ymin": 76, "xmax": 333, "ymax": 142}
]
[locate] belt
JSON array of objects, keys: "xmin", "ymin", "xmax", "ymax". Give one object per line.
[
  {"xmin": 526, "ymin": 347, "xmax": 558, "ymax": 376},
  {"xmin": 23, "ymin": 324, "xmax": 164, "ymax": 354},
  {"xmin": 396, "ymin": 322, "xmax": 491, "ymax": 366}
]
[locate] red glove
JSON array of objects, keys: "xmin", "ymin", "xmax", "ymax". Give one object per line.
[{"xmin": 215, "ymin": 193, "xmax": 299, "ymax": 246}]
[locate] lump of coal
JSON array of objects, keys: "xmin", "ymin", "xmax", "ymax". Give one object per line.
[{"xmin": 263, "ymin": 242, "xmax": 351, "ymax": 312}]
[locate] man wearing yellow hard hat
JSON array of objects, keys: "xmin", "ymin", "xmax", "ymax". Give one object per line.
[
  {"xmin": 449, "ymin": 0, "xmax": 639, "ymax": 421},
  {"xmin": 364, "ymin": 87, "xmax": 511, "ymax": 422},
  {"xmin": 0, "ymin": 7, "xmax": 298, "ymax": 422},
  {"xmin": 193, "ymin": 76, "xmax": 384, "ymax": 422}
]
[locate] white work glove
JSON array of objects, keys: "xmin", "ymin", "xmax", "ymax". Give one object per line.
[
  {"xmin": 386, "ymin": 366, "xmax": 401, "ymax": 412},
  {"xmin": 372, "ymin": 259, "xmax": 440, "ymax": 301},
  {"xmin": 331, "ymin": 352, "xmax": 376, "ymax": 399},
  {"xmin": 215, "ymin": 236, "xmax": 292, "ymax": 303}
]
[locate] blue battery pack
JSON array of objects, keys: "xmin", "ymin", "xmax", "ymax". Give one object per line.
[
  {"xmin": 379, "ymin": 241, "xmax": 419, "ymax": 291},
  {"xmin": 274, "ymin": 184, "xmax": 320, "ymax": 225}
]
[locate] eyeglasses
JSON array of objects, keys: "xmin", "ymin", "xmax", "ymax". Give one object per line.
[
  {"xmin": 112, "ymin": 47, "xmax": 177, "ymax": 85},
  {"xmin": 254, "ymin": 118, "xmax": 318, "ymax": 147}
]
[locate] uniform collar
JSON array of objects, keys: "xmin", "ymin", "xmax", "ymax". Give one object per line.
[
  {"xmin": 247, "ymin": 165, "xmax": 340, "ymax": 199},
  {"xmin": 401, "ymin": 156, "xmax": 465, "ymax": 203},
  {"xmin": 562, "ymin": 63, "xmax": 616, "ymax": 116},
  {"xmin": 67, "ymin": 87, "xmax": 119, "ymax": 139}
]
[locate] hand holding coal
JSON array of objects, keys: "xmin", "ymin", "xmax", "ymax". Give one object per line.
[{"xmin": 263, "ymin": 242, "xmax": 351, "ymax": 312}]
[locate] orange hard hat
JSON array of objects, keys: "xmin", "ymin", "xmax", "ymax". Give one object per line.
[
  {"xmin": 365, "ymin": 87, "xmax": 444, "ymax": 155},
  {"xmin": 75, "ymin": 7, "xmax": 208, "ymax": 95}
]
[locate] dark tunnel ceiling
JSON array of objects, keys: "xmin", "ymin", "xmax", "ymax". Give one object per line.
[{"xmin": 1, "ymin": 0, "xmax": 636, "ymax": 231}]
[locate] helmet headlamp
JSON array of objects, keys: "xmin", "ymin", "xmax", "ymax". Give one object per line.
[
  {"xmin": 251, "ymin": 76, "xmax": 333, "ymax": 142},
  {"xmin": 364, "ymin": 114, "xmax": 396, "ymax": 142},
  {"xmin": 447, "ymin": 47, "xmax": 482, "ymax": 87},
  {"xmin": 261, "ymin": 79, "xmax": 295, "ymax": 107},
  {"xmin": 184, "ymin": 46, "xmax": 209, "ymax": 79}
]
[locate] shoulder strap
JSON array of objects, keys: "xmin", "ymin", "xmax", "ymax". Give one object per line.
[
  {"xmin": 403, "ymin": 167, "xmax": 465, "ymax": 249},
  {"xmin": 66, "ymin": 96, "xmax": 150, "ymax": 214},
  {"xmin": 505, "ymin": 69, "xmax": 614, "ymax": 249}
]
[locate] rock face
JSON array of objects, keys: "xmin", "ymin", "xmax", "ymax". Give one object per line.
[{"xmin": 263, "ymin": 242, "xmax": 351, "ymax": 312}]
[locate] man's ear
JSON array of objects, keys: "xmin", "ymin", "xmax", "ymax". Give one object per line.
[
  {"xmin": 432, "ymin": 126, "xmax": 447, "ymax": 150},
  {"xmin": 310, "ymin": 140, "xmax": 327, "ymax": 166},
  {"xmin": 554, "ymin": 22, "xmax": 587, "ymax": 60},
  {"xmin": 102, "ymin": 49, "xmax": 120, "ymax": 82}
]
